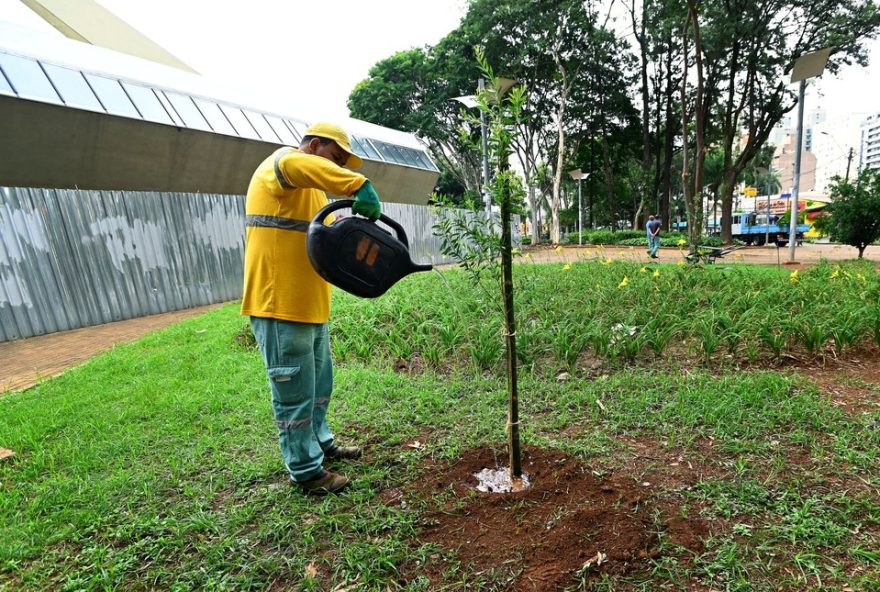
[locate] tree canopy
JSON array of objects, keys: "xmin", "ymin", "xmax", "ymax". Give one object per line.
[
  {"xmin": 348, "ymin": 0, "xmax": 880, "ymax": 245},
  {"xmin": 821, "ymin": 168, "xmax": 880, "ymax": 258}
]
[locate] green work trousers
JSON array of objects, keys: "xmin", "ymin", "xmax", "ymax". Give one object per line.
[{"xmin": 250, "ymin": 316, "xmax": 335, "ymax": 482}]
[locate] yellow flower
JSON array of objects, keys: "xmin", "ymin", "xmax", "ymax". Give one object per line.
[
  {"xmin": 618, "ymin": 276, "xmax": 629, "ymax": 288},
  {"xmin": 789, "ymin": 270, "xmax": 799, "ymax": 284},
  {"xmin": 525, "ymin": 253, "xmax": 532, "ymax": 260},
  {"xmin": 856, "ymin": 273, "xmax": 866, "ymax": 281},
  {"xmin": 830, "ymin": 269, "xmax": 839, "ymax": 279},
  {"xmin": 512, "ymin": 248, "xmax": 521, "ymax": 255},
  {"xmin": 596, "ymin": 283, "xmax": 603, "ymax": 289},
  {"xmin": 652, "ymin": 270, "xmax": 660, "ymax": 278},
  {"xmin": 562, "ymin": 263, "xmax": 572, "ymax": 271},
  {"xmin": 602, "ymin": 258, "xmax": 613, "ymax": 265},
  {"xmin": 618, "ymin": 251, "xmax": 626, "ymax": 257},
  {"xmin": 677, "ymin": 239, "xmax": 687, "ymax": 246},
  {"xmin": 677, "ymin": 259, "xmax": 686, "ymax": 266},
  {"xmin": 640, "ymin": 267, "xmax": 648, "ymax": 273},
  {"xmin": 555, "ymin": 246, "xmax": 564, "ymax": 253}
]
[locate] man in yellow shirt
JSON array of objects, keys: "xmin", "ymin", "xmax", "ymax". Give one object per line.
[{"xmin": 242, "ymin": 122, "xmax": 381, "ymax": 496}]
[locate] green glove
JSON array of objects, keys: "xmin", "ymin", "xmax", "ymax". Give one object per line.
[{"xmin": 352, "ymin": 180, "xmax": 381, "ymax": 221}]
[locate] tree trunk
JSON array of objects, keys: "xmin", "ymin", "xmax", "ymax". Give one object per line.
[
  {"xmin": 661, "ymin": 32, "xmax": 675, "ymax": 231},
  {"xmin": 528, "ymin": 185, "xmax": 540, "ymax": 244},
  {"xmin": 601, "ymin": 135, "xmax": 616, "ymax": 232},
  {"xmin": 718, "ymin": 171, "xmax": 737, "ymax": 244},
  {"xmin": 550, "ymin": 96, "xmax": 568, "ymax": 244},
  {"xmin": 681, "ymin": 16, "xmax": 694, "ymax": 243},
  {"xmin": 498, "ymin": 165, "xmax": 521, "ymax": 477},
  {"xmin": 686, "ymin": 0, "xmax": 706, "ymax": 245}
]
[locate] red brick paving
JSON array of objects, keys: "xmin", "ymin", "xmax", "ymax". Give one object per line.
[{"xmin": 0, "ymin": 304, "xmax": 224, "ymax": 394}]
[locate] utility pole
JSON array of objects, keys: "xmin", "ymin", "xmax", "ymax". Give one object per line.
[{"xmin": 846, "ymin": 147, "xmax": 854, "ymax": 182}]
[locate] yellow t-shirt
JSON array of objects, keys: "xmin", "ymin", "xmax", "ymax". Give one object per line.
[{"xmin": 241, "ymin": 147, "xmax": 366, "ymax": 324}]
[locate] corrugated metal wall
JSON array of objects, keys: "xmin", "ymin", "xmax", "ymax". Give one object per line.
[{"xmin": 0, "ymin": 187, "xmax": 482, "ymax": 342}]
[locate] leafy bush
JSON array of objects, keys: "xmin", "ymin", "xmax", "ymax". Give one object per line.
[
  {"xmin": 565, "ymin": 229, "xmax": 646, "ymax": 245},
  {"xmin": 563, "ymin": 229, "xmax": 726, "ymax": 248}
]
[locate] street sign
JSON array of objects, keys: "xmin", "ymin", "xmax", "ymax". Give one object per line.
[{"xmin": 744, "ymin": 187, "xmax": 757, "ymax": 197}]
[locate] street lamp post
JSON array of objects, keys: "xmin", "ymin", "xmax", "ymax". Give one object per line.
[
  {"xmin": 788, "ymin": 48, "xmax": 832, "ymax": 263},
  {"xmin": 453, "ymin": 77, "xmax": 519, "ymax": 214},
  {"xmin": 568, "ymin": 169, "xmax": 588, "ymax": 245}
]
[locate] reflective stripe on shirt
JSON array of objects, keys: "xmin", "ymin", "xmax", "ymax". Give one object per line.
[
  {"xmin": 274, "ymin": 148, "xmax": 296, "ymax": 189},
  {"xmin": 245, "ymin": 214, "xmax": 309, "ymax": 232}
]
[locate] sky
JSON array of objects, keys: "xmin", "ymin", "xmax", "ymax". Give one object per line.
[
  {"xmin": 0, "ymin": 0, "xmax": 877, "ymax": 123},
  {"xmin": 0, "ymin": 0, "xmax": 469, "ymax": 120}
]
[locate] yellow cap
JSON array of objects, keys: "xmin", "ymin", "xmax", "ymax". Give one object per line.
[{"xmin": 304, "ymin": 122, "xmax": 363, "ymax": 169}]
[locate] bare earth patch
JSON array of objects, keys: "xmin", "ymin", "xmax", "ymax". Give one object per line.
[
  {"xmin": 796, "ymin": 343, "xmax": 880, "ymax": 415},
  {"xmin": 405, "ymin": 445, "xmax": 712, "ymax": 591}
]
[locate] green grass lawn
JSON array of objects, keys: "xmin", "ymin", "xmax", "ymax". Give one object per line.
[{"xmin": 1, "ymin": 260, "xmax": 879, "ymax": 591}]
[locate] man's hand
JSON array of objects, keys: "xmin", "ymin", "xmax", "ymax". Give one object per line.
[{"xmin": 352, "ymin": 180, "xmax": 381, "ymax": 221}]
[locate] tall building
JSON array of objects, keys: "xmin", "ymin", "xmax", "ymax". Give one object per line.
[
  {"xmin": 803, "ymin": 108, "xmax": 827, "ymax": 152},
  {"xmin": 860, "ymin": 112, "xmax": 880, "ymax": 172},
  {"xmin": 772, "ymin": 134, "xmax": 816, "ymax": 193},
  {"xmin": 768, "ymin": 108, "xmax": 826, "ymax": 152},
  {"xmin": 812, "ymin": 113, "xmax": 865, "ymax": 191}
]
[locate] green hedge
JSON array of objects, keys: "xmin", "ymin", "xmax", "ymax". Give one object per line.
[{"xmin": 562, "ymin": 229, "xmax": 726, "ymax": 248}]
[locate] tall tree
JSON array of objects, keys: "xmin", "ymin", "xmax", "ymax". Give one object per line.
[
  {"xmin": 823, "ymin": 169, "xmax": 880, "ymax": 258},
  {"xmin": 696, "ymin": 0, "xmax": 880, "ymax": 242}
]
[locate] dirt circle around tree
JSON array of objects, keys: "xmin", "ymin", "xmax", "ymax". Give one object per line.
[{"xmin": 405, "ymin": 445, "xmax": 711, "ymax": 591}]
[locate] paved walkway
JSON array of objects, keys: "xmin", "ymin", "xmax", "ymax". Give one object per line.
[
  {"xmin": 523, "ymin": 242, "xmax": 880, "ymax": 265},
  {"xmin": 0, "ymin": 304, "xmax": 223, "ymax": 394}
]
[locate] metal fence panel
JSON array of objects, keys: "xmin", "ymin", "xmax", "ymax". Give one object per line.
[{"xmin": 1, "ymin": 188, "xmax": 506, "ymax": 342}]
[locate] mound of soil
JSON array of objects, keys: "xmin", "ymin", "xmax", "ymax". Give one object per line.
[{"xmin": 408, "ymin": 445, "xmax": 710, "ymax": 591}]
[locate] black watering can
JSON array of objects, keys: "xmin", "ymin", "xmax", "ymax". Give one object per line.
[{"xmin": 306, "ymin": 200, "xmax": 433, "ymax": 298}]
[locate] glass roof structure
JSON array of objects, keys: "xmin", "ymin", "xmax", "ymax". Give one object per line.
[{"xmin": 0, "ymin": 48, "xmax": 438, "ymax": 173}]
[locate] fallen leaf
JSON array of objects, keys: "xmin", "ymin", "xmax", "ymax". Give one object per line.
[
  {"xmin": 595, "ymin": 399, "xmax": 606, "ymax": 412},
  {"xmin": 0, "ymin": 448, "xmax": 13, "ymax": 461},
  {"xmin": 304, "ymin": 563, "xmax": 318, "ymax": 579},
  {"xmin": 407, "ymin": 441, "xmax": 425, "ymax": 450}
]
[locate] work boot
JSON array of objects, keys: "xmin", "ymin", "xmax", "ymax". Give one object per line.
[
  {"xmin": 295, "ymin": 470, "xmax": 350, "ymax": 496},
  {"xmin": 324, "ymin": 445, "xmax": 362, "ymax": 460}
]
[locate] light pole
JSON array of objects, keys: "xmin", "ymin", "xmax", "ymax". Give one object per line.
[
  {"xmin": 756, "ymin": 166, "xmax": 772, "ymax": 246},
  {"xmin": 569, "ymin": 169, "xmax": 588, "ymax": 244},
  {"xmin": 788, "ymin": 48, "xmax": 832, "ymax": 263},
  {"xmin": 453, "ymin": 77, "xmax": 518, "ymax": 213}
]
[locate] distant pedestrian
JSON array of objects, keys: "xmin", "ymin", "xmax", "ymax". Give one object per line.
[{"xmin": 646, "ymin": 215, "xmax": 661, "ymax": 258}]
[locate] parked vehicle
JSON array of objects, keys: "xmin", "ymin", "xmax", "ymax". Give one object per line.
[{"xmin": 709, "ymin": 212, "xmax": 809, "ymax": 246}]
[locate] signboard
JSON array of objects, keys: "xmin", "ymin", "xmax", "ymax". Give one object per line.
[
  {"xmin": 744, "ymin": 187, "xmax": 757, "ymax": 197},
  {"xmin": 757, "ymin": 198, "xmax": 807, "ymax": 215}
]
